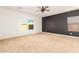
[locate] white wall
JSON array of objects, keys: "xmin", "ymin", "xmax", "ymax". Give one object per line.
[{"xmin": 0, "ymin": 7, "xmax": 42, "ymax": 40}]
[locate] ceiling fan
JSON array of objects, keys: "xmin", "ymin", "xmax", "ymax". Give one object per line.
[{"xmin": 37, "ymin": 6, "xmax": 50, "ymax": 13}]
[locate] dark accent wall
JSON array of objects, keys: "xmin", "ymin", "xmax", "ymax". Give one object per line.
[{"xmin": 42, "ymin": 9, "xmax": 79, "ymax": 37}]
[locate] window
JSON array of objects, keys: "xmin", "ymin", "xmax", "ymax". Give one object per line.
[{"xmin": 68, "ymin": 16, "xmax": 79, "ymax": 32}]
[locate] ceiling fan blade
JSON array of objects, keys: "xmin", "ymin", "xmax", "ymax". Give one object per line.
[
  {"xmin": 44, "ymin": 6, "xmax": 49, "ymax": 9},
  {"xmin": 45, "ymin": 10, "xmax": 50, "ymax": 11}
]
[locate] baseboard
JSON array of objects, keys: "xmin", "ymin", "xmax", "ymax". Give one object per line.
[{"xmin": 0, "ymin": 32, "xmax": 42, "ymax": 40}]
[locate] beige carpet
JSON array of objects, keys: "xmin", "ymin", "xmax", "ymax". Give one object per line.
[{"xmin": 0, "ymin": 32, "xmax": 79, "ymax": 53}]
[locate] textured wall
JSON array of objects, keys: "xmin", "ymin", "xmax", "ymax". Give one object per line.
[
  {"xmin": 42, "ymin": 9, "xmax": 79, "ymax": 37},
  {"xmin": 0, "ymin": 7, "xmax": 42, "ymax": 39}
]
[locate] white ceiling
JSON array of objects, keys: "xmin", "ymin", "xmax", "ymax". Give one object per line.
[{"xmin": 6, "ymin": 6, "xmax": 79, "ymax": 17}]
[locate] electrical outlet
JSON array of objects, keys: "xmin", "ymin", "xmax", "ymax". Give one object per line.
[{"xmin": 70, "ymin": 33, "xmax": 72, "ymax": 35}]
